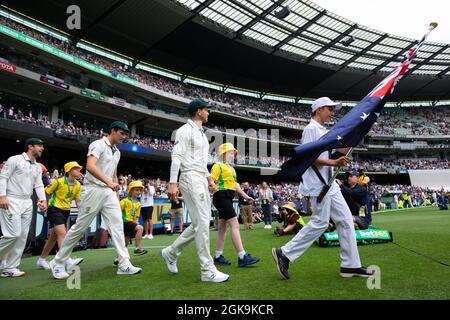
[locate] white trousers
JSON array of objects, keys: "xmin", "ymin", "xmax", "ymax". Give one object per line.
[
  {"xmin": 167, "ymin": 172, "xmax": 216, "ymax": 275},
  {"xmin": 282, "ymin": 191, "xmax": 361, "ymax": 268},
  {"xmin": 53, "ymin": 185, "xmax": 130, "ymax": 266},
  {"xmin": 0, "ymin": 197, "xmax": 33, "ymax": 270}
]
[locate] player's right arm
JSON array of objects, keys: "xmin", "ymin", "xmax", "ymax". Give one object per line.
[
  {"xmin": 86, "ymin": 142, "xmax": 119, "ymax": 191},
  {"xmin": 0, "ymin": 156, "xmax": 17, "ymax": 209},
  {"xmin": 86, "ymin": 156, "xmax": 119, "ymax": 191},
  {"xmin": 168, "ymin": 128, "xmax": 187, "ymax": 202}
]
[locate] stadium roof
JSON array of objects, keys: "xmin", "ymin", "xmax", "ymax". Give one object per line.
[{"xmin": 2, "ymin": 0, "xmax": 450, "ymax": 102}]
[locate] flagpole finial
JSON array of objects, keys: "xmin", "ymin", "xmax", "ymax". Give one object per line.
[{"xmin": 429, "ymin": 22, "xmax": 438, "ymax": 29}]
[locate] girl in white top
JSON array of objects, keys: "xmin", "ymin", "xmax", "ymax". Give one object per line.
[{"xmin": 140, "ymin": 179, "xmax": 155, "ymax": 239}]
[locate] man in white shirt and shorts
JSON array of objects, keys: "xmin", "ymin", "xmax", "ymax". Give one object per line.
[{"xmin": 272, "ymin": 97, "xmax": 373, "ymax": 279}]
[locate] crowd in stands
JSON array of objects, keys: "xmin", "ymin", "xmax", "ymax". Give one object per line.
[
  {"xmin": 1, "ymin": 101, "xmax": 448, "ymax": 171},
  {"xmin": 369, "ymin": 183, "xmax": 448, "ymax": 210},
  {"xmin": 1, "ymin": 15, "xmax": 449, "ymax": 137},
  {"xmin": 0, "ymin": 103, "xmax": 173, "ymax": 152},
  {"xmin": 349, "ymin": 159, "xmax": 449, "ymax": 172}
]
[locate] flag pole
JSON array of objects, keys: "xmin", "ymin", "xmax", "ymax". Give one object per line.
[{"xmin": 317, "ymin": 147, "xmax": 354, "ymax": 203}]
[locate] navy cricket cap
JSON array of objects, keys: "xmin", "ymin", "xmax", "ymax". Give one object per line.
[
  {"xmin": 108, "ymin": 120, "xmax": 130, "ymax": 133},
  {"xmin": 25, "ymin": 137, "xmax": 44, "ymax": 147},
  {"xmin": 187, "ymin": 98, "xmax": 213, "ymax": 115},
  {"xmin": 345, "ymin": 170, "xmax": 359, "ymax": 177}
]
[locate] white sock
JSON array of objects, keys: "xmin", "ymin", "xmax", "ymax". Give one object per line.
[
  {"xmin": 38, "ymin": 257, "xmax": 46, "ymax": 263},
  {"xmin": 238, "ymin": 251, "xmax": 246, "ymax": 259},
  {"xmin": 215, "ymin": 251, "xmax": 223, "ymax": 258}
]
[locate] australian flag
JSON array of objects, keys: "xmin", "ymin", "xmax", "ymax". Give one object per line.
[{"xmin": 278, "ymin": 26, "xmax": 433, "ymax": 181}]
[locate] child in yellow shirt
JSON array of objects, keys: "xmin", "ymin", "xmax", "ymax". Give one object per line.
[{"xmin": 120, "ymin": 181, "xmax": 147, "ymax": 257}]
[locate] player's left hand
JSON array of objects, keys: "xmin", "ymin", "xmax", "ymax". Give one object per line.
[
  {"xmin": 208, "ymin": 182, "xmax": 217, "ymax": 194},
  {"xmin": 38, "ymin": 200, "xmax": 47, "ymax": 212}
]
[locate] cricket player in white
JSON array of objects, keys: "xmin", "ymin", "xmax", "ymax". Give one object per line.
[
  {"xmin": 0, "ymin": 138, "xmax": 48, "ymax": 277},
  {"xmin": 162, "ymin": 98, "xmax": 229, "ymax": 283},
  {"xmin": 272, "ymin": 97, "xmax": 373, "ymax": 279},
  {"xmin": 49, "ymin": 121, "xmax": 141, "ymax": 279}
]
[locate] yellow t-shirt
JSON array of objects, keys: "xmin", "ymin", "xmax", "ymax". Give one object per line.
[
  {"xmin": 45, "ymin": 177, "xmax": 81, "ymax": 211},
  {"xmin": 210, "ymin": 162, "xmax": 237, "ymax": 191},
  {"xmin": 120, "ymin": 197, "xmax": 141, "ymax": 222}
]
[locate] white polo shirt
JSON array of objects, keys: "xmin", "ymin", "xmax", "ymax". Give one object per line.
[
  {"xmin": 170, "ymin": 119, "xmax": 209, "ymax": 182},
  {"xmin": 298, "ymin": 119, "xmax": 340, "ymax": 197},
  {"xmin": 141, "ymin": 185, "xmax": 155, "ymax": 207},
  {"xmin": 0, "ymin": 152, "xmax": 46, "ymax": 200},
  {"xmin": 84, "ymin": 136, "xmax": 120, "ymax": 187}
]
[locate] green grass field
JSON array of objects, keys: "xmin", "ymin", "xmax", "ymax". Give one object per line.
[{"xmin": 1, "ymin": 207, "xmax": 449, "ymax": 300}]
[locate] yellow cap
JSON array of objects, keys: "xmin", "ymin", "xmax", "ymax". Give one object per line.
[
  {"xmin": 64, "ymin": 161, "xmax": 82, "ymax": 173},
  {"xmin": 128, "ymin": 180, "xmax": 144, "ymax": 195},
  {"xmin": 218, "ymin": 143, "xmax": 238, "ymax": 155},
  {"xmin": 282, "ymin": 202, "xmax": 298, "ymax": 214}
]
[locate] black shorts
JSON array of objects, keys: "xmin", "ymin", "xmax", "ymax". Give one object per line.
[
  {"xmin": 171, "ymin": 201, "xmax": 183, "ymax": 210},
  {"xmin": 123, "ymin": 222, "xmax": 138, "ymax": 238},
  {"xmin": 213, "ymin": 190, "xmax": 237, "ymax": 221},
  {"xmin": 141, "ymin": 206, "xmax": 153, "ymax": 220},
  {"xmin": 47, "ymin": 206, "xmax": 70, "ymax": 228}
]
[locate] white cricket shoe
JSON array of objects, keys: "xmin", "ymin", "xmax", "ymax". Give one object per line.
[
  {"xmin": 201, "ymin": 270, "xmax": 229, "ymax": 283},
  {"xmin": 66, "ymin": 257, "xmax": 84, "ymax": 270},
  {"xmin": 147, "ymin": 234, "xmax": 154, "ymax": 239},
  {"xmin": 36, "ymin": 259, "xmax": 50, "ymax": 270},
  {"xmin": 1, "ymin": 268, "xmax": 26, "ymax": 278},
  {"xmin": 161, "ymin": 247, "xmax": 178, "ymax": 274},
  {"xmin": 49, "ymin": 260, "xmax": 69, "ymax": 280},
  {"xmin": 117, "ymin": 260, "xmax": 142, "ymax": 275}
]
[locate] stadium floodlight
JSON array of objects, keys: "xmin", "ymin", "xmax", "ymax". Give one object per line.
[
  {"xmin": 274, "ymin": 6, "xmax": 291, "ymax": 19},
  {"xmin": 341, "ymin": 36, "xmax": 356, "ymax": 47}
]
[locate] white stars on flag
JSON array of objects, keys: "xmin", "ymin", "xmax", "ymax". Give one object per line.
[{"xmin": 360, "ymin": 112, "xmax": 369, "ymax": 121}]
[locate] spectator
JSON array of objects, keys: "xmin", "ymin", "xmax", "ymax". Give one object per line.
[
  {"xmin": 259, "ymin": 181, "xmax": 274, "ymax": 229},
  {"xmin": 169, "ymin": 192, "xmax": 184, "ymax": 234},
  {"xmin": 140, "ymin": 179, "xmax": 155, "ymax": 239},
  {"xmin": 238, "ymin": 182, "xmax": 255, "ymax": 230}
]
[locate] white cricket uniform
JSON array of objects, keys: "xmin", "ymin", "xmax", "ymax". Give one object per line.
[
  {"xmin": 0, "ymin": 153, "xmax": 46, "ymax": 270},
  {"xmin": 165, "ymin": 119, "xmax": 216, "ymax": 276},
  {"xmin": 53, "ymin": 136, "xmax": 130, "ymax": 266},
  {"xmin": 282, "ymin": 119, "xmax": 362, "ymax": 268}
]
